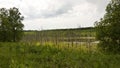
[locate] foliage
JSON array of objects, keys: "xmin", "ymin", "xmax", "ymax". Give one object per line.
[
  {"xmin": 0, "ymin": 7, "xmax": 24, "ymax": 42},
  {"xmin": 0, "ymin": 42, "xmax": 120, "ymax": 68},
  {"xmin": 95, "ymin": 0, "xmax": 120, "ymax": 53}
]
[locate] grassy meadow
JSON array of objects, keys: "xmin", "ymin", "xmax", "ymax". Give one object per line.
[
  {"xmin": 0, "ymin": 42, "xmax": 120, "ymax": 68},
  {"xmin": 0, "ymin": 28, "xmax": 120, "ymax": 68}
]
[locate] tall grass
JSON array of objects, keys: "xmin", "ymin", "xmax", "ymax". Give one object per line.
[{"xmin": 0, "ymin": 42, "xmax": 120, "ymax": 68}]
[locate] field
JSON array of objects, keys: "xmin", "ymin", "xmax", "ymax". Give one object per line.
[
  {"xmin": 22, "ymin": 27, "xmax": 96, "ymax": 45},
  {"xmin": 0, "ymin": 43, "xmax": 120, "ymax": 68},
  {"xmin": 0, "ymin": 28, "xmax": 120, "ymax": 68}
]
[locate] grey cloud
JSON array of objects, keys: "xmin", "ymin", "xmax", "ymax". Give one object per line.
[
  {"xmin": 22, "ymin": 0, "xmax": 84, "ymax": 20},
  {"xmin": 22, "ymin": 0, "xmax": 110, "ymax": 21},
  {"xmin": 42, "ymin": 4, "xmax": 72, "ymax": 18},
  {"xmin": 25, "ymin": 4, "xmax": 73, "ymax": 20}
]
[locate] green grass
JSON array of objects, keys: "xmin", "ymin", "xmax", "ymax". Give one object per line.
[{"xmin": 0, "ymin": 42, "xmax": 120, "ymax": 68}]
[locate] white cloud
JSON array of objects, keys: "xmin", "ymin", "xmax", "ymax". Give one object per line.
[{"xmin": 0, "ymin": 0, "xmax": 110, "ymax": 30}]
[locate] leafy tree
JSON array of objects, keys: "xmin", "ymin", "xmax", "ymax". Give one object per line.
[
  {"xmin": 0, "ymin": 7, "xmax": 24, "ymax": 42},
  {"xmin": 0, "ymin": 8, "xmax": 9, "ymax": 41},
  {"xmin": 95, "ymin": 0, "xmax": 120, "ymax": 53}
]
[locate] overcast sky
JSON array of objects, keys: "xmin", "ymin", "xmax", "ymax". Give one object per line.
[{"xmin": 0, "ymin": 0, "xmax": 110, "ymax": 30}]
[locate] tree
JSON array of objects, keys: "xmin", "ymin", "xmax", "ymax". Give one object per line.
[
  {"xmin": 0, "ymin": 8, "xmax": 9, "ymax": 41},
  {"xmin": 95, "ymin": 0, "xmax": 120, "ymax": 53},
  {"xmin": 0, "ymin": 7, "xmax": 24, "ymax": 42}
]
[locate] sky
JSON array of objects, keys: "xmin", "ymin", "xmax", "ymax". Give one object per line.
[{"xmin": 0, "ymin": 0, "xmax": 110, "ymax": 30}]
